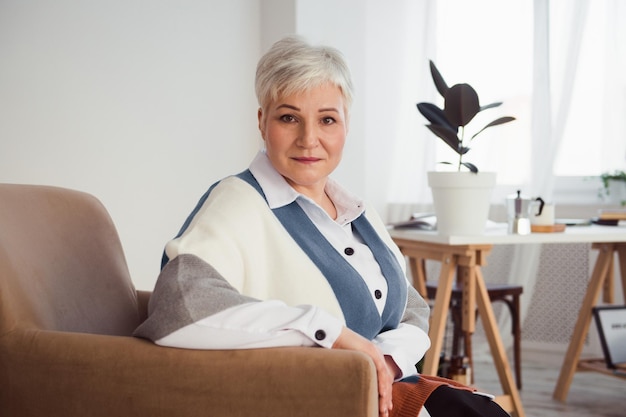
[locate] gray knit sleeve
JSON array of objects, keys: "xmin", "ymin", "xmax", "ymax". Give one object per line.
[
  {"xmin": 133, "ymin": 253, "xmax": 258, "ymax": 341},
  {"xmin": 400, "ymin": 284, "xmax": 430, "ymax": 334}
]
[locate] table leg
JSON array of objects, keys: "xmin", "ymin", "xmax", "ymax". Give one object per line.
[
  {"xmin": 409, "ymin": 257, "xmax": 428, "ymax": 299},
  {"xmin": 603, "ymin": 257, "xmax": 614, "ymax": 303},
  {"xmin": 460, "ymin": 265, "xmax": 476, "ymax": 334},
  {"xmin": 617, "ymin": 245, "xmax": 626, "ymax": 301},
  {"xmin": 475, "ymin": 267, "xmax": 525, "ymax": 417},
  {"xmin": 422, "ymin": 254, "xmax": 456, "ymax": 376},
  {"xmin": 552, "ymin": 243, "xmax": 614, "ymax": 401}
]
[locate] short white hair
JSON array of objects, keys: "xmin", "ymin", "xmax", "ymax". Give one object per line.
[{"xmin": 255, "ymin": 36, "xmax": 354, "ymax": 111}]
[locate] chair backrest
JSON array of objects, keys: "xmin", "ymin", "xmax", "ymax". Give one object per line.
[{"xmin": 0, "ymin": 184, "xmax": 139, "ymax": 336}]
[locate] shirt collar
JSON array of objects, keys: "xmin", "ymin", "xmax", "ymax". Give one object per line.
[{"xmin": 248, "ymin": 151, "xmax": 365, "ymax": 224}]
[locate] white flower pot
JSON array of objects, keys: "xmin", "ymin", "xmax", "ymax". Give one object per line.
[{"xmin": 428, "ymin": 171, "xmax": 496, "ymax": 236}]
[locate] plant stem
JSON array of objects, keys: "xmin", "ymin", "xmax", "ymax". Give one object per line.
[{"xmin": 458, "ymin": 126, "xmax": 465, "ymax": 171}]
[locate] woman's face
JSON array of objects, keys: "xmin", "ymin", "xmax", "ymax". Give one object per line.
[{"xmin": 258, "ymin": 83, "xmax": 348, "ymax": 199}]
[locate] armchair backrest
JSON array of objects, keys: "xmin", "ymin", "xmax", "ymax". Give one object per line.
[{"xmin": 0, "ymin": 184, "xmax": 140, "ymax": 336}]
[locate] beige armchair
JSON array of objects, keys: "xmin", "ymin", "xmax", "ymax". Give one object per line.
[{"xmin": 0, "ymin": 183, "xmax": 378, "ymax": 417}]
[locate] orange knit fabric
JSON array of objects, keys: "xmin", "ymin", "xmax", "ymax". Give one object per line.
[{"xmin": 391, "ymin": 375, "xmax": 476, "ymax": 417}]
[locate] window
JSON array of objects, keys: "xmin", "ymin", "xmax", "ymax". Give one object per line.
[
  {"xmin": 433, "ymin": 0, "xmax": 532, "ymax": 187},
  {"xmin": 431, "ymin": 0, "xmax": 626, "ymax": 203}
]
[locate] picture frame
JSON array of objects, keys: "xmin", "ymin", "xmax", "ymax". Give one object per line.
[{"xmin": 592, "ymin": 305, "xmax": 626, "ymax": 369}]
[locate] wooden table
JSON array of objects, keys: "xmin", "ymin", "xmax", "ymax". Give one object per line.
[{"xmin": 389, "ymin": 223, "xmax": 626, "ymax": 417}]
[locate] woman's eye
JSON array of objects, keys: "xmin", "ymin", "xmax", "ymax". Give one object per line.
[
  {"xmin": 321, "ymin": 117, "xmax": 336, "ymax": 125},
  {"xmin": 280, "ymin": 114, "xmax": 296, "ymax": 123}
]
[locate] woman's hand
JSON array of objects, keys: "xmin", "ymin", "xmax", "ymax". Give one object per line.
[{"xmin": 332, "ymin": 327, "xmax": 394, "ymax": 417}]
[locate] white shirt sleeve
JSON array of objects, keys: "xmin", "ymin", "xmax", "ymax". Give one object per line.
[
  {"xmin": 155, "ymin": 300, "xmax": 344, "ymax": 350},
  {"xmin": 373, "ymin": 323, "xmax": 431, "ymax": 379}
]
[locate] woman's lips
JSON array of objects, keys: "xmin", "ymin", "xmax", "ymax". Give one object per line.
[{"xmin": 293, "ymin": 156, "xmax": 321, "ymax": 163}]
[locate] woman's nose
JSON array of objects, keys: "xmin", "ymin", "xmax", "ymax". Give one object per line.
[{"xmin": 296, "ymin": 122, "xmax": 319, "ymax": 148}]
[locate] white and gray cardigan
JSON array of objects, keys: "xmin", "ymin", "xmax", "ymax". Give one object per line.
[{"xmin": 134, "ymin": 169, "xmax": 430, "ymax": 372}]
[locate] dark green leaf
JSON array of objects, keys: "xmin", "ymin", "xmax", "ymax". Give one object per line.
[
  {"xmin": 444, "ymin": 84, "xmax": 480, "ymax": 127},
  {"xmin": 426, "ymin": 124, "xmax": 469, "ymax": 155},
  {"xmin": 461, "ymin": 162, "xmax": 479, "ymax": 173},
  {"xmin": 416, "ymin": 103, "xmax": 457, "ymax": 132},
  {"xmin": 471, "ymin": 116, "xmax": 516, "ymax": 139},
  {"xmin": 429, "ymin": 60, "xmax": 449, "ymax": 98},
  {"xmin": 480, "ymin": 102, "xmax": 502, "ymax": 111}
]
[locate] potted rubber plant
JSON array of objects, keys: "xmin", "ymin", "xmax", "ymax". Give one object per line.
[{"xmin": 416, "ymin": 60, "xmax": 516, "ymax": 235}]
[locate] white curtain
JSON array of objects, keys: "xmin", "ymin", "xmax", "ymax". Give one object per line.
[
  {"xmin": 363, "ymin": 0, "xmax": 438, "ymax": 221},
  {"xmin": 505, "ymin": 0, "xmax": 591, "ymax": 348},
  {"xmin": 532, "ymin": 0, "xmax": 590, "ymax": 198}
]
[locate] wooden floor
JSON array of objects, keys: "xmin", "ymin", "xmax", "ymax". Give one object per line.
[{"xmin": 472, "ymin": 350, "xmax": 625, "ymax": 417}]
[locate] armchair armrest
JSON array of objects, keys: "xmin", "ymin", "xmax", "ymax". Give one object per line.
[{"xmin": 1, "ymin": 328, "xmax": 378, "ymax": 417}]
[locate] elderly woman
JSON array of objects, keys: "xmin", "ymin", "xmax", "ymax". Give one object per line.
[{"xmin": 135, "ymin": 36, "xmax": 508, "ymax": 417}]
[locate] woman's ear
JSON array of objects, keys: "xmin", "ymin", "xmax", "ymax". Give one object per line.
[{"xmin": 257, "ymin": 108, "xmax": 266, "ymax": 140}]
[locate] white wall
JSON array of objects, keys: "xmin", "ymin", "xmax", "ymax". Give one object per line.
[{"xmin": 0, "ymin": 1, "xmax": 262, "ymax": 289}]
